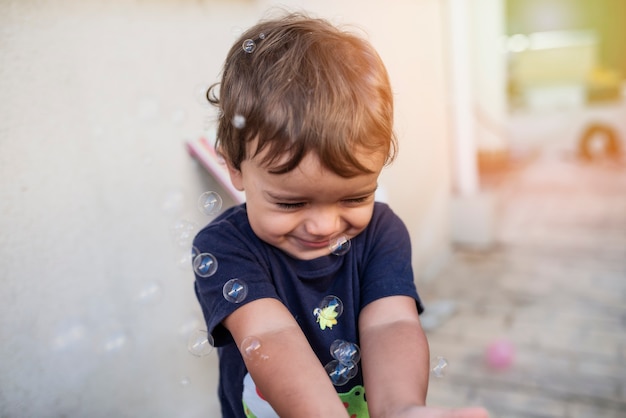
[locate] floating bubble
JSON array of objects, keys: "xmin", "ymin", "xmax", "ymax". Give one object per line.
[
  {"xmin": 171, "ymin": 219, "xmax": 198, "ymax": 248},
  {"xmin": 50, "ymin": 321, "xmax": 87, "ymax": 351},
  {"xmin": 177, "ymin": 245, "xmax": 199, "ymax": 270},
  {"xmin": 317, "ymin": 295, "xmax": 344, "ymax": 319},
  {"xmin": 102, "ymin": 330, "xmax": 129, "ymax": 353},
  {"xmin": 329, "ymin": 235, "xmax": 351, "ymax": 256},
  {"xmin": 330, "ymin": 339, "xmax": 360, "ymax": 365},
  {"xmin": 187, "ymin": 329, "xmax": 214, "ymax": 357},
  {"xmin": 136, "ymin": 281, "xmax": 162, "ymax": 305},
  {"xmin": 325, "ymin": 359, "xmax": 358, "ymax": 386},
  {"xmin": 231, "ymin": 114, "xmax": 246, "ymax": 129},
  {"xmin": 178, "ymin": 315, "xmax": 202, "ymax": 340},
  {"xmin": 171, "ymin": 109, "xmax": 186, "ymax": 125},
  {"xmin": 180, "ymin": 376, "xmax": 191, "ymax": 386},
  {"xmin": 242, "ymin": 39, "xmax": 256, "ymax": 53},
  {"xmin": 194, "ymin": 83, "xmax": 211, "ymax": 107},
  {"xmin": 137, "ymin": 97, "xmax": 159, "ymax": 121},
  {"xmin": 430, "ymin": 356, "xmax": 448, "ymax": 378},
  {"xmin": 240, "ymin": 335, "xmax": 269, "ymax": 361},
  {"xmin": 223, "ymin": 278, "xmax": 248, "ymax": 303},
  {"xmin": 259, "ymin": 32, "xmax": 266, "ymax": 40},
  {"xmin": 197, "ymin": 191, "xmax": 223, "ymax": 216},
  {"xmin": 193, "ymin": 253, "xmax": 218, "ymax": 278},
  {"xmin": 231, "ymin": 26, "xmax": 243, "ymax": 37},
  {"xmin": 313, "ymin": 295, "xmax": 343, "ymax": 330},
  {"xmin": 161, "ymin": 189, "xmax": 184, "ymax": 215}
]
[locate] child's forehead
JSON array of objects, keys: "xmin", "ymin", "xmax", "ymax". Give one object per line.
[
  {"xmin": 247, "ymin": 135, "xmax": 380, "ymax": 166},
  {"xmin": 249, "ymin": 152, "xmax": 382, "ymax": 197},
  {"xmin": 254, "ymin": 153, "xmax": 384, "ymax": 188}
]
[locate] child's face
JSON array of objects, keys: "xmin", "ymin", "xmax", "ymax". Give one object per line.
[{"xmin": 228, "ymin": 147, "xmax": 385, "ymax": 260}]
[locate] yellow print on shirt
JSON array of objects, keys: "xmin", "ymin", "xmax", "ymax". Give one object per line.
[{"xmin": 313, "ymin": 305, "xmax": 339, "ymax": 330}]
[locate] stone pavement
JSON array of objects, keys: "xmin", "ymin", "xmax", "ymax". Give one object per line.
[{"xmin": 420, "ymin": 154, "xmax": 626, "ymax": 417}]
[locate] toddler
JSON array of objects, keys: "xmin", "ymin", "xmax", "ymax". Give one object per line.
[{"xmin": 193, "ymin": 11, "xmax": 488, "ymax": 418}]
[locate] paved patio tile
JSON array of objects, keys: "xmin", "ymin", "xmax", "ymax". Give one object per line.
[{"xmin": 422, "ymin": 157, "xmax": 626, "ymax": 417}]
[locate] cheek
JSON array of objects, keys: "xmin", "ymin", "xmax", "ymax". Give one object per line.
[
  {"xmin": 346, "ymin": 207, "xmax": 374, "ymax": 231},
  {"xmin": 250, "ymin": 209, "xmax": 299, "ymax": 237}
]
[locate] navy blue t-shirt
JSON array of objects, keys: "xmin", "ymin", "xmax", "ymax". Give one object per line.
[{"xmin": 193, "ymin": 202, "xmax": 423, "ymax": 418}]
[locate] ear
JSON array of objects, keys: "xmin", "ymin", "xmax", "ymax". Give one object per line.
[{"xmin": 226, "ymin": 161, "xmax": 244, "ymax": 191}]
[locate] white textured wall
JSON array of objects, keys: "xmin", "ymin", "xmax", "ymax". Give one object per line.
[{"xmin": 0, "ymin": 1, "xmax": 451, "ymax": 416}]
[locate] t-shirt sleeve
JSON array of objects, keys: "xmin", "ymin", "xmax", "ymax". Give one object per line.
[
  {"xmin": 359, "ymin": 203, "xmax": 425, "ymax": 314},
  {"xmin": 192, "ymin": 216, "xmax": 279, "ymax": 346}
]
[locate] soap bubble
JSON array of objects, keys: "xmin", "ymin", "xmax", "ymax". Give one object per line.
[
  {"xmin": 171, "ymin": 219, "xmax": 198, "ymax": 248},
  {"xmin": 259, "ymin": 32, "xmax": 266, "ymax": 40},
  {"xmin": 231, "ymin": 26, "xmax": 243, "ymax": 38},
  {"xmin": 231, "ymin": 114, "xmax": 246, "ymax": 129},
  {"xmin": 137, "ymin": 97, "xmax": 159, "ymax": 121},
  {"xmin": 194, "ymin": 83, "xmax": 211, "ymax": 107},
  {"xmin": 317, "ymin": 295, "xmax": 344, "ymax": 319},
  {"xmin": 430, "ymin": 356, "xmax": 448, "ymax": 378},
  {"xmin": 329, "ymin": 235, "xmax": 350, "ymax": 256},
  {"xmin": 161, "ymin": 189, "xmax": 185, "ymax": 215},
  {"xmin": 178, "ymin": 315, "xmax": 202, "ymax": 340},
  {"xmin": 240, "ymin": 335, "xmax": 269, "ymax": 361},
  {"xmin": 197, "ymin": 191, "xmax": 222, "ymax": 216},
  {"xmin": 180, "ymin": 376, "xmax": 191, "ymax": 386},
  {"xmin": 325, "ymin": 359, "xmax": 358, "ymax": 386},
  {"xmin": 330, "ymin": 339, "xmax": 360, "ymax": 365},
  {"xmin": 102, "ymin": 330, "xmax": 129, "ymax": 353},
  {"xmin": 223, "ymin": 278, "xmax": 248, "ymax": 303},
  {"xmin": 242, "ymin": 39, "xmax": 256, "ymax": 53},
  {"xmin": 193, "ymin": 253, "xmax": 218, "ymax": 278},
  {"xmin": 313, "ymin": 295, "xmax": 344, "ymax": 330},
  {"xmin": 171, "ymin": 109, "xmax": 186, "ymax": 125},
  {"xmin": 187, "ymin": 329, "xmax": 214, "ymax": 357},
  {"xmin": 136, "ymin": 281, "xmax": 162, "ymax": 305},
  {"xmin": 177, "ymin": 246, "xmax": 199, "ymax": 270},
  {"xmin": 50, "ymin": 320, "xmax": 87, "ymax": 351}
]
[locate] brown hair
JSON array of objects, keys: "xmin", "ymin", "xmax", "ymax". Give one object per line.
[{"xmin": 207, "ymin": 12, "xmax": 396, "ymax": 177}]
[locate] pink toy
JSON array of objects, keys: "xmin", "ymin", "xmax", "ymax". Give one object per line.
[
  {"xmin": 186, "ymin": 137, "xmax": 246, "ymax": 204},
  {"xmin": 485, "ymin": 338, "xmax": 515, "ymax": 370}
]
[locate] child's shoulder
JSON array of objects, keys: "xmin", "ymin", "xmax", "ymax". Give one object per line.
[
  {"xmin": 203, "ymin": 203, "xmax": 248, "ymax": 228},
  {"xmin": 372, "ymin": 200, "xmax": 391, "ymax": 213},
  {"xmin": 194, "ymin": 203, "xmax": 254, "ymax": 244},
  {"xmin": 363, "ymin": 201, "xmax": 409, "ymax": 241},
  {"xmin": 371, "ymin": 201, "xmax": 401, "ymax": 225}
]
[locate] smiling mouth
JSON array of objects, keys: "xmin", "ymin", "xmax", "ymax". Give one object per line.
[{"xmin": 296, "ymin": 238, "xmax": 330, "ymax": 249}]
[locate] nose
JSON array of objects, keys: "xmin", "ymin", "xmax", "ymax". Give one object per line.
[{"xmin": 304, "ymin": 205, "xmax": 341, "ymax": 238}]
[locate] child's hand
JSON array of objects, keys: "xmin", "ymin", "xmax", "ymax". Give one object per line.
[{"xmin": 391, "ymin": 406, "xmax": 490, "ymax": 418}]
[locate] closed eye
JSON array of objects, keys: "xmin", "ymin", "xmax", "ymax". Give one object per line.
[
  {"xmin": 276, "ymin": 202, "xmax": 307, "ymax": 210},
  {"xmin": 343, "ymin": 195, "xmax": 373, "ymax": 205}
]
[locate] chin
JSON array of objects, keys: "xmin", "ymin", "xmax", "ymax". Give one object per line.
[{"xmin": 284, "ymin": 246, "xmax": 329, "ymax": 261}]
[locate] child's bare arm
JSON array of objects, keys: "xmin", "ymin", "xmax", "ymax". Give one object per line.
[
  {"xmin": 223, "ymin": 298, "xmax": 349, "ymax": 418},
  {"xmin": 359, "ymin": 295, "xmax": 430, "ymax": 415},
  {"xmin": 359, "ymin": 296, "xmax": 490, "ymax": 418}
]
